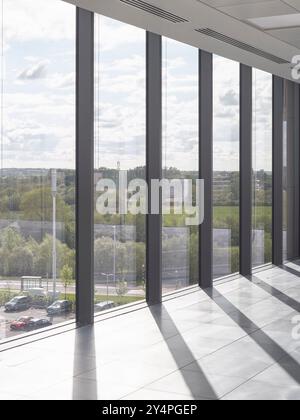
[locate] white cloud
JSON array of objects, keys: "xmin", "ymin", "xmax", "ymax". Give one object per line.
[
  {"xmin": 95, "ymin": 15, "xmax": 144, "ymax": 52},
  {"xmin": 49, "ymin": 72, "xmax": 75, "ymax": 89},
  {"xmin": 18, "ymin": 60, "xmax": 49, "ymax": 80},
  {"xmin": 3, "ymin": 0, "xmax": 75, "ymax": 43}
]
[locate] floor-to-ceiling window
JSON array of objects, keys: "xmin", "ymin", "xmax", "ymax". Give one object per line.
[
  {"xmin": 252, "ymin": 69, "xmax": 273, "ymax": 267},
  {"xmin": 1, "ymin": 2, "xmax": 297, "ymax": 339},
  {"xmin": 213, "ymin": 56, "xmax": 240, "ymax": 279},
  {"xmin": 283, "ymin": 81, "xmax": 299, "ymax": 261},
  {"xmin": 162, "ymin": 38, "xmax": 199, "ymax": 293},
  {"xmin": 0, "ymin": 0, "xmax": 76, "ymax": 340},
  {"xmin": 94, "ymin": 15, "xmax": 146, "ymax": 311}
]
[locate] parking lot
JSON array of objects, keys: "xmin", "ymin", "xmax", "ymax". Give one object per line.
[{"xmin": 0, "ymin": 307, "xmax": 75, "ymax": 340}]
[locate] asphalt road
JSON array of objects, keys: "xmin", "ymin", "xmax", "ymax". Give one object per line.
[
  {"xmin": 0, "ymin": 307, "xmax": 75, "ymax": 340},
  {"xmin": 0, "ymin": 279, "xmax": 145, "ymax": 297}
]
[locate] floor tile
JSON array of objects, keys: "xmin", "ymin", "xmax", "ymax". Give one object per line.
[
  {"xmin": 148, "ymin": 369, "xmax": 246, "ymax": 400},
  {"xmin": 222, "ymin": 379, "xmax": 300, "ymax": 400},
  {"xmin": 30, "ymin": 378, "xmax": 137, "ymax": 400},
  {"xmin": 77, "ymin": 360, "xmax": 176, "ymax": 389},
  {"xmin": 0, "ymin": 266, "xmax": 299, "ymax": 400},
  {"xmin": 121, "ymin": 388, "xmax": 202, "ymax": 401},
  {"xmin": 183, "ymin": 339, "xmax": 277, "ymax": 379}
]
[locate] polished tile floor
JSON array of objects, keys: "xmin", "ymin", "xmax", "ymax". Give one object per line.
[{"xmin": 1, "ymin": 264, "xmax": 300, "ymax": 400}]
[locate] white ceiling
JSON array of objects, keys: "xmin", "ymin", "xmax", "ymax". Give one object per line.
[{"xmin": 64, "ymin": 0, "xmax": 300, "ymax": 82}]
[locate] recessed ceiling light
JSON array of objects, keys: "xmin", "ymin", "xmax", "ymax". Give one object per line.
[{"xmin": 248, "ymin": 14, "xmax": 300, "ymax": 30}]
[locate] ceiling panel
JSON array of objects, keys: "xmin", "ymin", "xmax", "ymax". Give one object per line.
[
  {"xmin": 267, "ymin": 26, "xmax": 300, "ymax": 47},
  {"xmin": 218, "ymin": 1, "xmax": 297, "ymax": 19},
  {"xmin": 248, "ymin": 13, "xmax": 300, "ymax": 29},
  {"xmin": 65, "ymin": 0, "xmax": 300, "ymax": 82},
  {"xmin": 199, "ymin": 0, "xmax": 274, "ymax": 8}
]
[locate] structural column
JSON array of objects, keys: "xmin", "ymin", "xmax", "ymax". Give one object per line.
[
  {"xmin": 286, "ymin": 81, "xmax": 300, "ymax": 259},
  {"xmin": 294, "ymin": 83, "xmax": 300, "ymax": 258},
  {"xmin": 240, "ymin": 64, "xmax": 252, "ymax": 276},
  {"xmin": 146, "ymin": 32, "xmax": 162, "ymax": 304},
  {"xmin": 76, "ymin": 8, "xmax": 94, "ymax": 325},
  {"xmin": 199, "ymin": 50, "xmax": 213, "ymax": 288},
  {"xmin": 272, "ymin": 76, "xmax": 284, "ymax": 266}
]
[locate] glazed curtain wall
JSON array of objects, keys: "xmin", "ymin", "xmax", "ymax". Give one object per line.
[
  {"xmin": 162, "ymin": 38, "xmax": 199, "ymax": 293},
  {"xmin": 283, "ymin": 80, "xmax": 300, "ymax": 261},
  {"xmin": 213, "ymin": 56, "xmax": 240, "ymax": 279},
  {"xmin": 93, "ymin": 15, "xmax": 146, "ymax": 311},
  {"xmin": 0, "ymin": 5, "xmax": 299, "ymax": 338},
  {"xmin": 252, "ymin": 69, "xmax": 273, "ymax": 268},
  {"xmin": 0, "ymin": 0, "xmax": 76, "ymax": 340}
]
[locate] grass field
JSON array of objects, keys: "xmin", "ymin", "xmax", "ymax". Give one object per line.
[{"xmin": 213, "ymin": 206, "xmax": 272, "ymax": 227}]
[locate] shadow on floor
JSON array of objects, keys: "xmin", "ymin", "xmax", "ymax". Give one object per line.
[
  {"xmin": 250, "ymin": 274, "xmax": 300, "ymax": 313},
  {"xmin": 283, "ymin": 264, "xmax": 300, "ymax": 279},
  {"xmin": 150, "ymin": 305, "xmax": 218, "ymax": 400},
  {"xmin": 73, "ymin": 327, "xmax": 98, "ymax": 400},
  {"xmin": 204, "ymin": 286, "xmax": 300, "ymax": 385}
]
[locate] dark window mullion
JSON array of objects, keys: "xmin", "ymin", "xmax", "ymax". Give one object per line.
[
  {"xmin": 76, "ymin": 8, "xmax": 94, "ymax": 325},
  {"xmin": 146, "ymin": 32, "xmax": 162, "ymax": 304},
  {"xmin": 199, "ymin": 50, "xmax": 213, "ymax": 288},
  {"xmin": 272, "ymin": 76, "xmax": 284, "ymax": 266},
  {"xmin": 240, "ymin": 64, "xmax": 252, "ymax": 276}
]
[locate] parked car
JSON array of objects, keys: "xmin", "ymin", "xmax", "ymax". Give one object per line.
[
  {"xmin": 47, "ymin": 300, "xmax": 72, "ymax": 316},
  {"xmin": 10, "ymin": 317, "xmax": 34, "ymax": 331},
  {"xmin": 95, "ymin": 301, "xmax": 117, "ymax": 312},
  {"xmin": 25, "ymin": 318, "xmax": 53, "ymax": 331},
  {"xmin": 5, "ymin": 296, "xmax": 31, "ymax": 312}
]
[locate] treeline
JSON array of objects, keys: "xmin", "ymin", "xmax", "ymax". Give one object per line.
[{"xmin": 0, "ymin": 228, "xmax": 75, "ymax": 278}]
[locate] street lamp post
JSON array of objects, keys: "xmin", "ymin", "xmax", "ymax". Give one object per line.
[
  {"xmin": 113, "ymin": 225, "xmax": 116, "ymax": 285},
  {"xmin": 51, "ymin": 169, "xmax": 57, "ymax": 302}
]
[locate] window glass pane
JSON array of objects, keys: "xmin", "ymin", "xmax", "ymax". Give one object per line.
[
  {"xmin": 162, "ymin": 38, "xmax": 199, "ymax": 293},
  {"xmin": 283, "ymin": 81, "xmax": 299, "ymax": 261},
  {"xmin": 94, "ymin": 16, "xmax": 146, "ymax": 312},
  {"xmin": 0, "ymin": 0, "xmax": 76, "ymax": 341},
  {"xmin": 252, "ymin": 69, "xmax": 272, "ymax": 267},
  {"xmin": 213, "ymin": 56, "xmax": 240, "ymax": 279}
]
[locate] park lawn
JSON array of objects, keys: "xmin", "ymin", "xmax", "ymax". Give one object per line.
[
  {"xmin": 94, "ymin": 294, "xmax": 144, "ymax": 305},
  {"xmin": 163, "ymin": 206, "xmax": 272, "ymax": 228},
  {"xmin": 214, "ymin": 206, "xmax": 272, "ymax": 227}
]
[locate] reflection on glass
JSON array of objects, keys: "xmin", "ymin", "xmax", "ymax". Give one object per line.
[
  {"xmin": 213, "ymin": 56, "xmax": 240, "ymax": 279},
  {"xmin": 94, "ymin": 16, "xmax": 146, "ymax": 311},
  {"xmin": 0, "ymin": 0, "xmax": 76, "ymax": 341},
  {"xmin": 252, "ymin": 69, "xmax": 272, "ymax": 267},
  {"xmin": 162, "ymin": 38, "xmax": 199, "ymax": 293}
]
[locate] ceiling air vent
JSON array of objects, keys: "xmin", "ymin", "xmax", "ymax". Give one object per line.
[
  {"xmin": 120, "ymin": 0, "xmax": 188, "ymax": 24},
  {"xmin": 196, "ymin": 28, "xmax": 289, "ymax": 65}
]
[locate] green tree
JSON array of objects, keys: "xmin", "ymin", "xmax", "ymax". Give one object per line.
[
  {"xmin": 7, "ymin": 247, "xmax": 34, "ymax": 277},
  {"xmin": 115, "ymin": 280, "xmax": 128, "ymax": 299},
  {"xmin": 0, "ymin": 227, "xmax": 24, "ymax": 252},
  {"xmin": 33, "ymin": 235, "xmax": 75, "ymax": 278},
  {"xmin": 61, "ymin": 264, "xmax": 74, "ymax": 299},
  {"xmin": 20, "ymin": 187, "xmax": 73, "ymax": 224}
]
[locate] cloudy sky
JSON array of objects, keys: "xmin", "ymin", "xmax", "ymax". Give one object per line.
[
  {"xmin": 162, "ymin": 38, "xmax": 198, "ymax": 173},
  {"xmin": 0, "ymin": 0, "xmax": 273, "ymax": 172},
  {"xmin": 252, "ymin": 68, "xmax": 273, "ymax": 173},
  {"xmin": 213, "ymin": 55, "xmax": 240, "ymax": 172},
  {"xmin": 1, "ymin": 0, "xmax": 76, "ymax": 170},
  {"xmin": 94, "ymin": 14, "xmax": 146, "ymax": 171}
]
